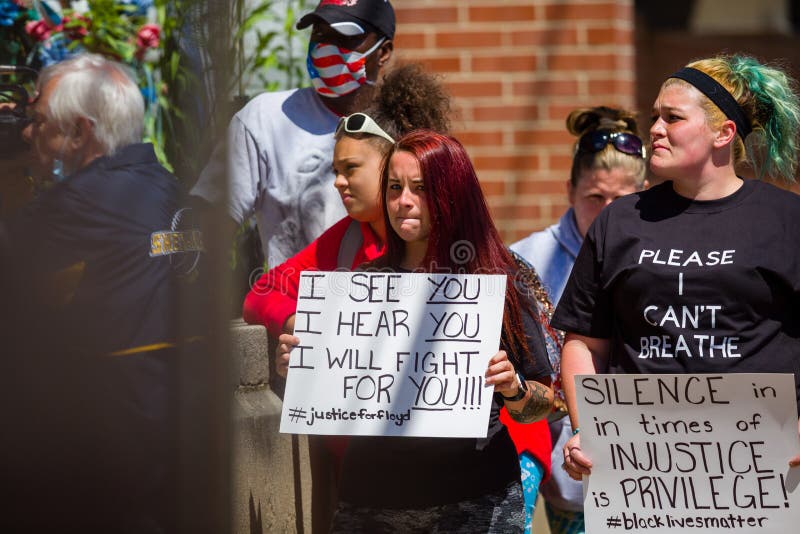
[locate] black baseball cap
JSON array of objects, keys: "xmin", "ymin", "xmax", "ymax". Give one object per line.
[{"xmin": 296, "ymin": 0, "xmax": 395, "ymax": 40}]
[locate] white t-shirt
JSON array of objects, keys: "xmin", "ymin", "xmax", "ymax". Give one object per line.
[{"xmin": 191, "ymin": 87, "xmax": 346, "ymax": 267}]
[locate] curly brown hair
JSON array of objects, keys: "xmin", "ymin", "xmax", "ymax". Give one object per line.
[{"xmin": 335, "ymin": 62, "xmax": 452, "ymax": 151}]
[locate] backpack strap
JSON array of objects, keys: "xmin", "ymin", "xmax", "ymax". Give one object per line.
[{"xmin": 337, "ymin": 219, "xmax": 364, "ymax": 269}]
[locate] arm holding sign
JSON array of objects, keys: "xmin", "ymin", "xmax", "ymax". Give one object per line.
[
  {"xmin": 485, "ymin": 284, "xmax": 556, "ymax": 423},
  {"xmin": 560, "ymin": 332, "xmax": 610, "ymax": 480},
  {"xmin": 486, "ymin": 351, "xmax": 555, "ymax": 423}
]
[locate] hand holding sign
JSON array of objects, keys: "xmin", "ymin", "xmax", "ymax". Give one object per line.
[
  {"xmin": 563, "ymin": 431, "xmax": 592, "ymax": 481},
  {"xmin": 275, "ymin": 332, "xmax": 297, "ymax": 378},
  {"xmin": 484, "ymin": 350, "xmax": 518, "ymax": 396}
]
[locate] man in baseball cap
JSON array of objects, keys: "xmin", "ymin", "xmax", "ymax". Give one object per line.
[
  {"xmin": 297, "ymin": 0, "xmax": 395, "ymax": 39},
  {"xmin": 191, "ymin": 0, "xmax": 394, "ymax": 267}
]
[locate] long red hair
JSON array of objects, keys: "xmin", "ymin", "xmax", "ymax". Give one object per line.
[{"xmin": 378, "ymin": 130, "xmax": 535, "ymax": 368}]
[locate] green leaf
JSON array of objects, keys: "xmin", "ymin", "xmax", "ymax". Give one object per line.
[{"xmin": 170, "ymin": 52, "xmax": 179, "ymax": 80}]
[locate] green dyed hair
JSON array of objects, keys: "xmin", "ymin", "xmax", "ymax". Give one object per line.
[{"xmin": 666, "ymin": 54, "xmax": 800, "ymax": 182}]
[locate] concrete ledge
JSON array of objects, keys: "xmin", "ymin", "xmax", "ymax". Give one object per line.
[{"xmin": 230, "ymin": 319, "xmax": 311, "ymax": 534}]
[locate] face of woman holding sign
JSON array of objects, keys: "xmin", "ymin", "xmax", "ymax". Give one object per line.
[
  {"xmin": 380, "ymin": 129, "xmax": 500, "ymax": 273},
  {"xmin": 385, "ymin": 149, "xmax": 430, "ymax": 269}
]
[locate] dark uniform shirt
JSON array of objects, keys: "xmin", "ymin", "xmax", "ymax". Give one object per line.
[{"xmin": 0, "ymin": 143, "xmax": 203, "ymax": 531}]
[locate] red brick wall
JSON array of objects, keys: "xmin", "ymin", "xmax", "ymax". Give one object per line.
[{"xmin": 393, "ymin": 0, "xmax": 637, "ymax": 242}]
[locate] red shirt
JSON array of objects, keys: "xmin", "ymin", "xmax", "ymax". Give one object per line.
[
  {"xmin": 243, "ymin": 216, "xmax": 384, "ymax": 335},
  {"xmin": 500, "ymin": 409, "xmax": 552, "ymax": 481}
]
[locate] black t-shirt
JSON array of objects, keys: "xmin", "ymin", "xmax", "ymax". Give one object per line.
[
  {"xmin": 338, "ymin": 285, "xmax": 553, "ymax": 508},
  {"xmin": 552, "ymin": 179, "xmax": 800, "ymax": 404}
]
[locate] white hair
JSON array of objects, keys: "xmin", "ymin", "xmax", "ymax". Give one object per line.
[{"xmin": 39, "ymin": 53, "xmax": 144, "ymax": 155}]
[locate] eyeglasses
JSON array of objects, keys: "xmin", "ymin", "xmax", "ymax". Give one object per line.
[
  {"xmin": 576, "ymin": 130, "xmax": 646, "ymax": 159},
  {"xmin": 336, "ymin": 112, "xmax": 395, "ymax": 144}
]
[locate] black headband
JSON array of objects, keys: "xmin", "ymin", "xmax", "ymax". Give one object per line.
[{"xmin": 670, "ymin": 67, "xmax": 752, "ymax": 139}]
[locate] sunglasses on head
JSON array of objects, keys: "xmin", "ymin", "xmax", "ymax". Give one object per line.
[
  {"xmin": 336, "ymin": 112, "xmax": 395, "ymax": 144},
  {"xmin": 576, "ymin": 129, "xmax": 646, "ymax": 159}
]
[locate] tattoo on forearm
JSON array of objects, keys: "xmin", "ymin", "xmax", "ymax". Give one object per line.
[{"xmin": 507, "ymin": 382, "xmax": 553, "ymax": 423}]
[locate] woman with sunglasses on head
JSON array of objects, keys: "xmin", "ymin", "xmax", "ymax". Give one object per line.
[
  {"xmin": 553, "ymin": 55, "xmax": 800, "ymax": 487},
  {"xmin": 243, "ymin": 62, "xmax": 451, "ymax": 533},
  {"xmin": 278, "ymin": 130, "xmax": 555, "ymax": 532},
  {"xmin": 510, "ymin": 106, "xmax": 647, "ymax": 533}
]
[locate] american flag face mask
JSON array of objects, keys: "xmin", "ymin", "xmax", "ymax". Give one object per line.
[{"xmin": 306, "ymin": 37, "xmax": 385, "ymax": 98}]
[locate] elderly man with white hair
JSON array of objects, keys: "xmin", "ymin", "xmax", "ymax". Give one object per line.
[
  {"xmin": 1, "ymin": 53, "xmax": 198, "ymax": 532},
  {"xmin": 24, "ymin": 54, "xmax": 148, "ymax": 180}
]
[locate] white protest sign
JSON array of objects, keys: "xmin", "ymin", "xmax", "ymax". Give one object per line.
[
  {"xmin": 575, "ymin": 373, "xmax": 800, "ymax": 533},
  {"xmin": 279, "ymin": 271, "xmax": 507, "ymax": 437}
]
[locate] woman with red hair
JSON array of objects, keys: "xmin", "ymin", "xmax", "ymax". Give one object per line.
[{"xmin": 278, "ymin": 130, "xmax": 556, "ymax": 531}]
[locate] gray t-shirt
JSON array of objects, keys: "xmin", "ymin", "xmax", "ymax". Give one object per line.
[{"xmin": 191, "ymin": 87, "xmax": 346, "ymax": 267}]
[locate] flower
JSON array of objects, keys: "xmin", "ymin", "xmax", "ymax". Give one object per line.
[
  {"xmin": 25, "ymin": 19, "xmax": 52, "ymax": 41},
  {"xmin": 0, "ymin": 0, "xmax": 22, "ymax": 26},
  {"xmin": 36, "ymin": 33, "xmax": 78, "ymax": 66},
  {"xmin": 136, "ymin": 23, "xmax": 160, "ymax": 49},
  {"xmin": 135, "ymin": 22, "xmax": 159, "ymax": 60}
]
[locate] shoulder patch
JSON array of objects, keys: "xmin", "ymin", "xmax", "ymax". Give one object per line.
[
  {"xmin": 149, "ymin": 207, "xmax": 205, "ymax": 278},
  {"xmin": 149, "ymin": 229, "xmax": 205, "ymax": 257}
]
